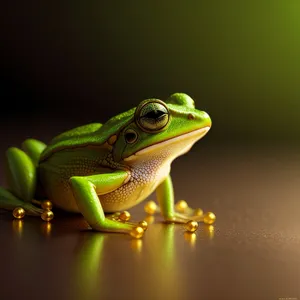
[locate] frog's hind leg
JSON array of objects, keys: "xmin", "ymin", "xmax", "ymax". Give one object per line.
[
  {"xmin": 22, "ymin": 138, "xmax": 46, "ymax": 167},
  {"xmin": 0, "ymin": 145, "xmax": 44, "ymax": 216}
]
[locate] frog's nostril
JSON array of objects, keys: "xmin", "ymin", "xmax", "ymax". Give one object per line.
[{"xmin": 188, "ymin": 113, "xmax": 195, "ymax": 120}]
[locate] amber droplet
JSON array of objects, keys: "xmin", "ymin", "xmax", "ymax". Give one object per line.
[
  {"xmin": 41, "ymin": 200, "xmax": 53, "ymax": 210},
  {"xmin": 119, "ymin": 211, "xmax": 131, "ymax": 222},
  {"xmin": 41, "ymin": 210, "xmax": 54, "ymax": 222},
  {"xmin": 203, "ymin": 212, "xmax": 216, "ymax": 225},
  {"xmin": 175, "ymin": 200, "xmax": 188, "ymax": 213},
  {"xmin": 13, "ymin": 207, "xmax": 25, "ymax": 219},
  {"xmin": 130, "ymin": 226, "xmax": 144, "ymax": 239},
  {"xmin": 144, "ymin": 201, "xmax": 157, "ymax": 215},
  {"xmin": 185, "ymin": 220, "xmax": 198, "ymax": 233},
  {"xmin": 138, "ymin": 220, "xmax": 148, "ymax": 231},
  {"xmin": 194, "ymin": 208, "xmax": 203, "ymax": 216}
]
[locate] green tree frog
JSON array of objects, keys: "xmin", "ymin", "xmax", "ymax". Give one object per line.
[{"xmin": 0, "ymin": 93, "xmax": 211, "ymax": 237}]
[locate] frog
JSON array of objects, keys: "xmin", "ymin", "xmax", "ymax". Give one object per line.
[{"xmin": 0, "ymin": 93, "xmax": 211, "ymax": 237}]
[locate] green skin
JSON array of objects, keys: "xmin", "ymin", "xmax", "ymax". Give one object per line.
[{"xmin": 0, "ymin": 93, "xmax": 211, "ymax": 236}]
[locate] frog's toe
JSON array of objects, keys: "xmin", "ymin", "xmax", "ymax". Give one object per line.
[
  {"xmin": 174, "ymin": 200, "xmax": 217, "ymax": 224},
  {"xmin": 186, "ymin": 211, "xmax": 216, "ymax": 224},
  {"xmin": 108, "ymin": 211, "xmax": 148, "ymax": 237},
  {"xmin": 88, "ymin": 217, "xmax": 139, "ymax": 236},
  {"xmin": 0, "ymin": 186, "xmax": 44, "ymax": 217},
  {"xmin": 109, "ymin": 211, "xmax": 148, "ymax": 230},
  {"xmin": 164, "ymin": 213, "xmax": 195, "ymax": 223},
  {"xmin": 165, "ymin": 210, "xmax": 216, "ymax": 225},
  {"xmin": 23, "ymin": 203, "xmax": 44, "ymax": 216},
  {"xmin": 174, "ymin": 200, "xmax": 203, "ymax": 216}
]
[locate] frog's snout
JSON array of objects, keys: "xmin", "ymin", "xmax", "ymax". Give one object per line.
[
  {"xmin": 188, "ymin": 111, "xmax": 212, "ymax": 129},
  {"xmin": 202, "ymin": 111, "xmax": 212, "ymax": 128}
]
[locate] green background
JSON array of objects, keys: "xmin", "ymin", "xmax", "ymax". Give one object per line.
[{"xmin": 1, "ymin": 1, "xmax": 300, "ymax": 142}]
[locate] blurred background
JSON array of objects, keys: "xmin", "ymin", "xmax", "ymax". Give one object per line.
[
  {"xmin": 1, "ymin": 3, "xmax": 300, "ymax": 300},
  {"xmin": 1, "ymin": 1, "xmax": 300, "ymax": 145}
]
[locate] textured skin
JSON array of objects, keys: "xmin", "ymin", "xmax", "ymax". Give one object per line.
[
  {"xmin": 39, "ymin": 124, "xmax": 206, "ymax": 213},
  {"xmin": 41, "ymin": 108, "xmax": 135, "ymax": 161},
  {"xmin": 0, "ymin": 93, "xmax": 212, "ymax": 233},
  {"xmin": 39, "ymin": 143, "xmax": 168, "ymax": 212},
  {"xmin": 38, "ymin": 94, "xmax": 211, "ymax": 214}
]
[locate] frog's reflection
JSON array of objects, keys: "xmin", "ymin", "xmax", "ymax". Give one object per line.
[
  {"xmin": 71, "ymin": 233, "xmax": 107, "ymax": 300},
  {"xmin": 70, "ymin": 220, "xmax": 215, "ymax": 300}
]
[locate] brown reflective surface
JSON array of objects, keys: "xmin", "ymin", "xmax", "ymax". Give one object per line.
[{"xmin": 1, "ymin": 144, "xmax": 300, "ymax": 300}]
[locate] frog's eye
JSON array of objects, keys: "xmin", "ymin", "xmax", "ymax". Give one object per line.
[
  {"xmin": 135, "ymin": 100, "xmax": 170, "ymax": 132},
  {"xmin": 125, "ymin": 129, "xmax": 138, "ymax": 144}
]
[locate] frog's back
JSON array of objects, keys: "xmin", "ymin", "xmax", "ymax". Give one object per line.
[
  {"xmin": 40, "ymin": 107, "xmax": 135, "ymax": 162},
  {"xmin": 51, "ymin": 123, "xmax": 103, "ymax": 144},
  {"xmin": 40, "ymin": 123, "xmax": 103, "ymax": 161}
]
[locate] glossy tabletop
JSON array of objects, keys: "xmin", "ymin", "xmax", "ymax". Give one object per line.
[{"xmin": 1, "ymin": 144, "xmax": 300, "ymax": 300}]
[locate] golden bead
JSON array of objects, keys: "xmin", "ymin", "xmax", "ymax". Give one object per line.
[
  {"xmin": 144, "ymin": 201, "xmax": 157, "ymax": 215},
  {"xmin": 130, "ymin": 226, "xmax": 144, "ymax": 239},
  {"xmin": 119, "ymin": 211, "xmax": 131, "ymax": 222},
  {"xmin": 41, "ymin": 200, "xmax": 53, "ymax": 210},
  {"xmin": 185, "ymin": 220, "xmax": 198, "ymax": 233},
  {"xmin": 203, "ymin": 212, "xmax": 216, "ymax": 225},
  {"xmin": 138, "ymin": 220, "xmax": 148, "ymax": 231},
  {"xmin": 13, "ymin": 207, "xmax": 25, "ymax": 219},
  {"xmin": 111, "ymin": 212, "xmax": 121, "ymax": 220},
  {"xmin": 41, "ymin": 210, "xmax": 54, "ymax": 222},
  {"xmin": 194, "ymin": 208, "xmax": 203, "ymax": 216},
  {"xmin": 175, "ymin": 200, "xmax": 188, "ymax": 212}
]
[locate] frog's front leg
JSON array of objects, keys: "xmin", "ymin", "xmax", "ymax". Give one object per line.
[
  {"xmin": 70, "ymin": 171, "xmax": 145, "ymax": 237},
  {"xmin": 156, "ymin": 174, "xmax": 205, "ymax": 223}
]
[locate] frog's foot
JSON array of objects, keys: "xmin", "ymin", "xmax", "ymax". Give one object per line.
[
  {"xmin": 164, "ymin": 212, "xmax": 201, "ymax": 223},
  {"xmin": 167, "ymin": 208, "xmax": 216, "ymax": 226},
  {"xmin": 165, "ymin": 200, "xmax": 216, "ymax": 224},
  {"xmin": 143, "ymin": 199, "xmax": 216, "ymax": 224},
  {"xmin": 0, "ymin": 187, "xmax": 44, "ymax": 217},
  {"xmin": 176, "ymin": 200, "xmax": 216, "ymax": 225},
  {"xmin": 107, "ymin": 211, "xmax": 148, "ymax": 238},
  {"xmin": 91, "ymin": 217, "xmax": 146, "ymax": 238},
  {"xmin": 174, "ymin": 200, "xmax": 204, "ymax": 217}
]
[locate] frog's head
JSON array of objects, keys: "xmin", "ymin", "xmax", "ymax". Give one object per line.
[{"xmin": 112, "ymin": 93, "xmax": 211, "ymax": 163}]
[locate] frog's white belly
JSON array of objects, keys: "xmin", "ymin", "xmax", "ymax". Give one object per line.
[
  {"xmin": 100, "ymin": 127, "xmax": 209, "ymax": 212},
  {"xmin": 100, "ymin": 158, "xmax": 171, "ymax": 212},
  {"xmin": 41, "ymin": 151, "xmax": 171, "ymax": 213}
]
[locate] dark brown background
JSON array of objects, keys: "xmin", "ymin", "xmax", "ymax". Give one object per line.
[{"xmin": 1, "ymin": 2, "xmax": 300, "ymax": 300}]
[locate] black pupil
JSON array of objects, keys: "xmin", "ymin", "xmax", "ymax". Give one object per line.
[
  {"xmin": 143, "ymin": 110, "xmax": 166, "ymax": 119},
  {"xmin": 125, "ymin": 132, "xmax": 136, "ymax": 142}
]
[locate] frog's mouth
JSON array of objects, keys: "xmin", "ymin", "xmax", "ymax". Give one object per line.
[{"xmin": 124, "ymin": 126, "xmax": 210, "ymax": 161}]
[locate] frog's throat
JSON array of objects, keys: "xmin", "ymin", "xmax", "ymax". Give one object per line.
[{"xmin": 123, "ymin": 126, "xmax": 210, "ymax": 161}]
